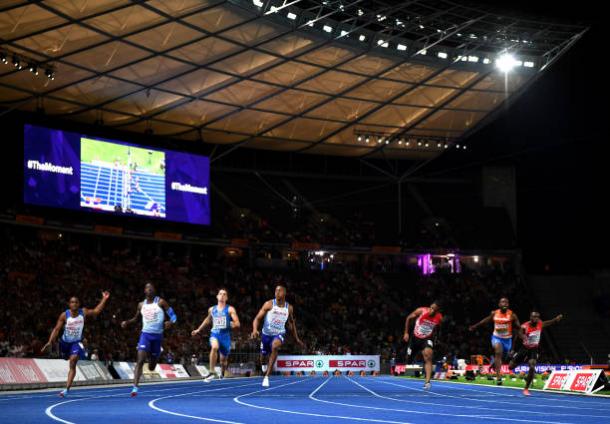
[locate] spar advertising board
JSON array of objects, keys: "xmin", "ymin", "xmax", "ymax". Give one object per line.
[
  {"xmin": 0, "ymin": 359, "xmax": 112, "ymax": 384},
  {"xmin": 274, "ymin": 355, "xmax": 380, "ymax": 372},
  {"xmin": 543, "ymin": 369, "xmax": 608, "ymax": 394}
]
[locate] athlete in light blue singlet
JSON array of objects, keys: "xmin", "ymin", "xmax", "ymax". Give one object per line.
[
  {"xmin": 251, "ymin": 285, "xmax": 304, "ymax": 387},
  {"xmin": 42, "ymin": 291, "xmax": 110, "ymax": 397},
  {"xmin": 192, "ymin": 288, "xmax": 240, "ymax": 382},
  {"xmin": 121, "ymin": 282, "xmax": 177, "ymax": 397}
]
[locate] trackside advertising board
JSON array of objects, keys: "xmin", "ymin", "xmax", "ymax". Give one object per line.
[
  {"xmin": 274, "ymin": 355, "xmax": 380, "ymax": 372},
  {"xmin": 543, "ymin": 369, "xmax": 607, "ymax": 394}
]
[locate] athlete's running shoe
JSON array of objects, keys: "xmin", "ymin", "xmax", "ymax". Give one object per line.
[
  {"xmin": 523, "ymin": 389, "xmax": 530, "ymax": 396},
  {"xmin": 130, "ymin": 386, "xmax": 138, "ymax": 397},
  {"xmin": 59, "ymin": 389, "xmax": 68, "ymax": 398},
  {"xmin": 262, "ymin": 376, "xmax": 270, "ymax": 387},
  {"xmin": 423, "ymin": 382, "xmax": 431, "ymax": 390},
  {"xmin": 204, "ymin": 374, "xmax": 216, "ymax": 383}
]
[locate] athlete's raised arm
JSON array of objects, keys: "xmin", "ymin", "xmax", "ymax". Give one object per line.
[
  {"xmin": 542, "ymin": 314, "xmax": 563, "ymax": 328},
  {"xmin": 84, "ymin": 291, "xmax": 110, "ymax": 318}
]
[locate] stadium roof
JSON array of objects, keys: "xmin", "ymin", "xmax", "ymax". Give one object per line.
[{"xmin": 0, "ymin": 0, "xmax": 587, "ymax": 160}]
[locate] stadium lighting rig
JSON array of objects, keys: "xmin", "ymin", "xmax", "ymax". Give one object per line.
[
  {"xmin": 0, "ymin": 49, "xmax": 55, "ymax": 81},
  {"xmin": 354, "ymin": 131, "xmax": 465, "ymax": 151}
]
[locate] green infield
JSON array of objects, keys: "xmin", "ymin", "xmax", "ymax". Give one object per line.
[{"xmin": 81, "ymin": 137, "xmax": 165, "ymax": 175}]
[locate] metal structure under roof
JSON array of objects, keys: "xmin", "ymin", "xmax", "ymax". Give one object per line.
[{"xmin": 0, "ymin": 0, "xmax": 587, "ymax": 160}]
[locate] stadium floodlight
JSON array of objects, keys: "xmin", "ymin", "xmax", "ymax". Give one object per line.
[
  {"xmin": 483, "ymin": 58, "xmax": 491, "ymax": 64},
  {"xmin": 437, "ymin": 52, "xmax": 448, "ymax": 59},
  {"xmin": 377, "ymin": 40, "xmax": 388, "ymax": 48},
  {"xmin": 365, "ymin": 136, "xmax": 370, "ymax": 143},
  {"xmin": 524, "ymin": 61, "xmax": 535, "ymax": 68},
  {"xmin": 252, "ymin": 0, "xmax": 263, "ymax": 7},
  {"xmin": 287, "ymin": 12, "xmax": 297, "ymax": 20},
  {"xmin": 0, "ymin": 51, "xmax": 6, "ymax": 64},
  {"xmin": 468, "ymin": 56, "xmax": 479, "ymax": 63},
  {"xmin": 496, "ymin": 53, "xmax": 518, "ymax": 73},
  {"xmin": 397, "ymin": 44, "xmax": 407, "ymax": 51},
  {"xmin": 359, "ymin": 34, "xmax": 366, "ymax": 42},
  {"xmin": 340, "ymin": 30, "xmax": 349, "ymax": 37},
  {"xmin": 357, "ymin": 135, "xmax": 362, "ymax": 142},
  {"xmin": 323, "ymin": 25, "xmax": 332, "ymax": 33},
  {"xmin": 418, "ymin": 49, "xmax": 427, "ymax": 56},
  {"xmin": 456, "ymin": 144, "xmax": 461, "ymax": 149},
  {"xmin": 405, "ymin": 141, "xmax": 410, "ymax": 146}
]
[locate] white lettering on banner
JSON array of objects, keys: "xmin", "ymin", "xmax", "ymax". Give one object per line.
[
  {"xmin": 543, "ymin": 369, "xmax": 605, "ymax": 394},
  {"xmin": 27, "ymin": 160, "xmax": 74, "ymax": 175},
  {"xmin": 274, "ymin": 355, "xmax": 380, "ymax": 372},
  {"xmin": 171, "ymin": 182, "xmax": 208, "ymax": 195}
]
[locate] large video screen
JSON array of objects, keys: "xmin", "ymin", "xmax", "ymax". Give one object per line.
[{"xmin": 23, "ymin": 124, "xmax": 210, "ymax": 225}]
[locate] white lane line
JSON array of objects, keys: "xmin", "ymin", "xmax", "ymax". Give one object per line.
[
  {"xmin": 377, "ymin": 378, "xmax": 610, "ymax": 414},
  {"xmin": 45, "ymin": 379, "xmax": 253, "ymax": 424},
  {"xmin": 148, "ymin": 381, "xmax": 264, "ymax": 423},
  {"xmin": 320, "ymin": 377, "xmax": 577, "ymax": 424},
  {"xmin": 234, "ymin": 377, "xmax": 414, "ymax": 424}
]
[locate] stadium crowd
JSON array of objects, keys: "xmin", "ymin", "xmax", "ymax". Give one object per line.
[{"xmin": 1, "ymin": 223, "xmax": 540, "ymax": 366}]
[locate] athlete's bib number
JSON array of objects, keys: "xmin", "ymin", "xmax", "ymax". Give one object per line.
[{"xmin": 213, "ymin": 316, "xmax": 227, "ymax": 330}]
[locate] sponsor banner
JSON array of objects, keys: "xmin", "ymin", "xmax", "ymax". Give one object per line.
[
  {"xmin": 543, "ymin": 369, "xmax": 605, "ymax": 394},
  {"xmin": 77, "ymin": 361, "xmax": 113, "ymax": 381},
  {"xmin": 34, "ymin": 359, "xmax": 86, "ymax": 383},
  {"xmin": 0, "ymin": 358, "xmax": 47, "ymax": 384},
  {"xmin": 114, "ymin": 362, "xmax": 135, "ymax": 380},
  {"xmin": 275, "ymin": 355, "xmax": 380, "ymax": 372},
  {"xmin": 513, "ymin": 364, "xmax": 583, "ymax": 374},
  {"xmin": 156, "ymin": 364, "xmax": 189, "ymax": 379},
  {"xmin": 465, "ymin": 364, "xmax": 511, "ymax": 374}
]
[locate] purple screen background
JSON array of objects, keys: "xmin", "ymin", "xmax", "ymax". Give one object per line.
[{"xmin": 23, "ymin": 124, "xmax": 211, "ymax": 225}]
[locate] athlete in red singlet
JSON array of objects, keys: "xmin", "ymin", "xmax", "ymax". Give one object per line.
[
  {"xmin": 469, "ymin": 298, "xmax": 523, "ymax": 385},
  {"xmin": 509, "ymin": 311, "xmax": 563, "ymax": 395},
  {"xmin": 403, "ymin": 301, "xmax": 443, "ymax": 389}
]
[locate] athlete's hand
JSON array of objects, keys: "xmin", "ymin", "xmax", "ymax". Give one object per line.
[
  {"xmin": 555, "ymin": 314, "xmax": 563, "ymax": 322},
  {"xmin": 164, "ymin": 321, "xmax": 172, "ymax": 330},
  {"xmin": 250, "ymin": 330, "xmax": 260, "ymax": 339},
  {"xmin": 468, "ymin": 325, "xmax": 476, "ymax": 332},
  {"xmin": 191, "ymin": 329, "xmax": 200, "ymax": 337},
  {"xmin": 101, "ymin": 291, "xmax": 110, "ymax": 300},
  {"xmin": 120, "ymin": 321, "xmax": 128, "ymax": 329},
  {"xmin": 403, "ymin": 333, "xmax": 409, "ymax": 343},
  {"xmin": 41, "ymin": 342, "xmax": 51, "ymax": 353}
]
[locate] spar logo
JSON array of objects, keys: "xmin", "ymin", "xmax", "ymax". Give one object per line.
[
  {"xmin": 548, "ymin": 373, "xmax": 569, "ymax": 389},
  {"xmin": 570, "ymin": 373, "xmax": 594, "ymax": 391},
  {"xmin": 315, "ymin": 360, "xmax": 324, "ymax": 369},
  {"xmin": 277, "ymin": 360, "xmax": 314, "ymax": 368},
  {"xmin": 367, "ymin": 360, "xmax": 376, "ymax": 368},
  {"xmin": 329, "ymin": 359, "xmax": 367, "ymax": 368}
]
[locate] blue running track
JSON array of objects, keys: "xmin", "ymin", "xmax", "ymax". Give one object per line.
[
  {"xmin": 80, "ymin": 163, "xmax": 165, "ymax": 216},
  {"xmin": 1, "ymin": 376, "xmax": 609, "ymax": 424}
]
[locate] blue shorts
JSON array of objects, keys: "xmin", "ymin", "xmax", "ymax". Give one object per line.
[
  {"xmin": 59, "ymin": 340, "xmax": 86, "ymax": 360},
  {"xmin": 260, "ymin": 333, "xmax": 285, "ymax": 356},
  {"xmin": 491, "ymin": 335, "xmax": 512, "ymax": 355},
  {"xmin": 210, "ymin": 332, "xmax": 231, "ymax": 357},
  {"xmin": 138, "ymin": 332, "xmax": 163, "ymax": 358}
]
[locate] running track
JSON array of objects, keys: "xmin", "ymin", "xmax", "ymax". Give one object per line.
[{"xmin": 1, "ymin": 376, "xmax": 609, "ymax": 424}]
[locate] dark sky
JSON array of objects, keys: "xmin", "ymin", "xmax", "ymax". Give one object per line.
[{"xmin": 441, "ymin": 1, "xmax": 607, "ymax": 272}]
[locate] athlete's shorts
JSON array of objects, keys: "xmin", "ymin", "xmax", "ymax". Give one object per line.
[
  {"xmin": 59, "ymin": 340, "xmax": 86, "ymax": 360},
  {"xmin": 137, "ymin": 332, "xmax": 163, "ymax": 358},
  {"xmin": 491, "ymin": 335, "xmax": 512, "ymax": 355},
  {"xmin": 260, "ymin": 333, "xmax": 285, "ymax": 356},
  {"xmin": 210, "ymin": 332, "xmax": 231, "ymax": 357},
  {"xmin": 406, "ymin": 336, "xmax": 433, "ymax": 362},
  {"xmin": 511, "ymin": 347, "xmax": 539, "ymax": 364}
]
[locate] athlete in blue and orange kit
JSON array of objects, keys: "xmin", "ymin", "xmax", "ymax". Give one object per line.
[
  {"xmin": 469, "ymin": 297, "xmax": 523, "ymax": 385},
  {"xmin": 42, "ymin": 291, "xmax": 110, "ymax": 397},
  {"xmin": 251, "ymin": 285, "xmax": 304, "ymax": 387},
  {"xmin": 191, "ymin": 288, "xmax": 241, "ymax": 382},
  {"xmin": 121, "ymin": 282, "xmax": 177, "ymax": 396}
]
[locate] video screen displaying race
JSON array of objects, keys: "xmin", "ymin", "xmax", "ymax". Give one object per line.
[{"xmin": 23, "ymin": 124, "xmax": 210, "ymax": 225}]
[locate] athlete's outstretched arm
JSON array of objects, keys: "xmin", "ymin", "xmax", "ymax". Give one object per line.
[
  {"xmin": 84, "ymin": 291, "xmax": 110, "ymax": 318},
  {"xmin": 191, "ymin": 307, "xmax": 213, "ymax": 336},
  {"xmin": 288, "ymin": 305, "xmax": 304, "ymax": 348},
  {"xmin": 121, "ymin": 302, "xmax": 142, "ymax": 329},
  {"xmin": 251, "ymin": 301, "xmax": 272, "ymax": 339},
  {"xmin": 468, "ymin": 311, "xmax": 494, "ymax": 332},
  {"xmin": 229, "ymin": 306, "xmax": 240, "ymax": 329},
  {"xmin": 41, "ymin": 312, "xmax": 66, "ymax": 352},
  {"xmin": 403, "ymin": 308, "xmax": 423, "ymax": 342},
  {"xmin": 159, "ymin": 298, "xmax": 177, "ymax": 329},
  {"xmin": 542, "ymin": 314, "xmax": 563, "ymax": 328}
]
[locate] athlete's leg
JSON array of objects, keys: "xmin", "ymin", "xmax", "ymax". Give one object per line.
[
  {"xmin": 493, "ymin": 342, "xmax": 503, "ymax": 382},
  {"xmin": 220, "ymin": 354, "xmax": 229, "ymax": 378},
  {"xmin": 422, "ymin": 347, "xmax": 433, "ymax": 384},
  {"xmin": 264, "ymin": 338, "xmax": 283, "ymax": 377},
  {"xmin": 133, "ymin": 350, "xmax": 147, "ymax": 387},
  {"xmin": 525, "ymin": 358, "xmax": 536, "ymax": 390},
  {"xmin": 66, "ymin": 355, "xmax": 78, "ymax": 390},
  {"xmin": 209, "ymin": 338, "xmax": 219, "ymax": 376}
]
